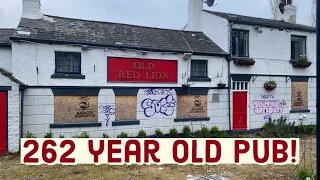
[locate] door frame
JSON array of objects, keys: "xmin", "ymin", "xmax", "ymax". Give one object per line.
[
  {"xmin": 0, "ymin": 90, "xmax": 8, "ymax": 153},
  {"xmin": 232, "ymin": 81, "xmax": 250, "ymax": 130}
]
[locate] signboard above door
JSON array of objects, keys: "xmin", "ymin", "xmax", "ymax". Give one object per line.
[{"xmin": 107, "ymin": 57, "xmax": 178, "ymax": 83}]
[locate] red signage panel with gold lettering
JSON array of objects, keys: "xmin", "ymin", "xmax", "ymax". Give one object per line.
[{"xmin": 107, "ymin": 57, "xmax": 178, "ymax": 83}]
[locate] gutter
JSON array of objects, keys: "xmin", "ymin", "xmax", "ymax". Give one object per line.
[{"xmin": 10, "ymin": 37, "xmax": 229, "ymax": 57}]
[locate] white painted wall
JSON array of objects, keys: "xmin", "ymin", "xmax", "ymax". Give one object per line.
[
  {"xmin": 185, "ymin": 10, "xmax": 230, "ymax": 52},
  {"xmin": 0, "ymin": 47, "xmax": 12, "ymax": 72},
  {"xmin": 14, "ymin": 42, "xmax": 230, "ymax": 137},
  {"xmin": 23, "ymin": 88, "xmax": 229, "ymax": 138},
  {"xmin": 11, "ymin": 42, "xmax": 228, "ymax": 88},
  {"xmin": 189, "ymin": 12, "xmax": 316, "ymax": 77},
  {"xmin": 246, "ymin": 77, "xmax": 316, "ymax": 129},
  {"xmin": 230, "ymin": 24, "xmax": 316, "ymax": 76},
  {"xmin": 0, "ymin": 73, "xmax": 20, "ymax": 152}
]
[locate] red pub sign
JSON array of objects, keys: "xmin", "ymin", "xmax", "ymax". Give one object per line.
[{"xmin": 107, "ymin": 57, "xmax": 178, "ymax": 83}]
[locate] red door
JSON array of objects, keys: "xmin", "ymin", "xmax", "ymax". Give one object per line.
[
  {"xmin": 233, "ymin": 91, "xmax": 248, "ymax": 130},
  {"xmin": 0, "ymin": 92, "xmax": 7, "ymax": 153}
]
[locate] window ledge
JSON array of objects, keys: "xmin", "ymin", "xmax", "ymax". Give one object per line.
[
  {"xmin": 112, "ymin": 120, "xmax": 140, "ymax": 126},
  {"xmin": 50, "ymin": 122, "xmax": 102, "ymax": 129},
  {"xmin": 188, "ymin": 77, "xmax": 211, "ymax": 82},
  {"xmin": 174, "ymin": 117, "xmax": 210, "ymax": 122},
  {"xmin": 51, "ymin": 73, "xmax": 85, "ymax": 79},
  {"xmin": 290, "ymin": 110, "xmax": 311, "ymax": 114}
]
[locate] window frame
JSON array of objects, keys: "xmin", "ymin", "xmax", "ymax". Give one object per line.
[
  {"xmin": 54, "ymin": 51, "xmax": 82, "ymax": 75},
  {"xmin": 231, "ymin": 29, "xmax": 250, "ymax": 58},
  {"xmin": 190, "ymin": 59, "xmax": 209, "ymax": 79},
  {"xmin": 291, "ymin": 35, "xmax": 307, "ymax": 61}
]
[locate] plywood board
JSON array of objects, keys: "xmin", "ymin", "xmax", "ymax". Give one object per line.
[
  {"xmin": 177, "ymin": 95, "xmax": 207, "ymax": 118},
  {"xmin": 54, "ymin": 96, "xmax": 98, "ymax": 124},
  {"xmin": 115, "ymin": 96, "xmax": 137, "ymax": 121},
  {"xmin": 291, "ymin": 82, "xmax": 308, "ymax": 111}
]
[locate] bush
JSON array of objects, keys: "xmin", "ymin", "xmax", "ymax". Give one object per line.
[
  {"xmin": 299, "ymin": 125, "xmax": 316, "ymax": 135},
  {"xmin": 258, "ymin": 117, "xmax": 297, "ymax": 138},
  {"xmin": 26, "ymin": 131, "xmax": 36, "ymax": 138},
  {"xmin": 154, "ymin": 129, "xmax": 163, "ymax": 138},
  {"xmin": 182, "ymin": 126, "xmax": 192, "ymax": 138},
  {"xmin": 138, "ymin": 130, "xmax": 147, "ymax": 138},
  {"xmin": 117, "ymin": 132, "xmax": 128, "ymax": 138},
  {"xmin": 210, "ymin": 127, "xmax": 219, "ymax": 137},
  {"xmin": 44, "ymin": 131, "xmax": 53, "ymax": 138},
  {"xmin": 102, "ymin": 133, "xmax": 109, "ymax": 138},
  {"xmin": 59, "ymin": 134, "xmax": 65, "ymax": 138},
  {"xmin": 193, "ymin": 127, "xmax": 211, "ymax": 138},
  {"xmin": 200, "ymin": 127, "xmax": 211, "ymax": 138},
  {"xmin": 73, "ymin": 132, "xmax": 90, "ymax": 138},
  {"xmin": 169, "ymin": 128, "xmax": 178, "ymax": 138},
  {"xmin": 210, "ymin": 126, "xmax": 230, "ymax": 138},
  {"xmin": 297, "ymin": 168, "xmax": 316, "ymax": 180},
  {"xmin": 194, "ymin": 130, "xmax": 202, "ymax": 138}
]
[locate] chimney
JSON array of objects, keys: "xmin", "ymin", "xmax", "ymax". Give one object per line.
[
  {"xmin": 22, "ymin": 0, "xmax": 43, "ymax": 19},
  {"xmin": 275, "ymin": 0, "xmax": 297, "ymax": 23},
  {"xmin": 282, "ymin": 5, "xmax": 297, "ymax": 23},
  {"xmin": 187, "ymin": 0, "xmax": 203, "ymax": 31}
]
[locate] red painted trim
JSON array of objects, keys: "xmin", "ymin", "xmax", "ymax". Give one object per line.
[
  {"xmin": 0, "ymin": 91, "xmax": 7, "ymax": 153},
  {"xmin": 233, "ymin": 91, "xmax": 248, "ymax": 130}
]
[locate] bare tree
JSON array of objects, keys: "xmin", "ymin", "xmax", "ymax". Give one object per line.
[
  {"xmin": 270, "ymin": 0, "xmax": 281, "ymax": 20},
  {"xmin": 270, "ymin": 0, "xmax": 294, "ymax": 20},
  {"xmin": 311, "ymin": 0, "xmax": 316, "ymax": 26}
]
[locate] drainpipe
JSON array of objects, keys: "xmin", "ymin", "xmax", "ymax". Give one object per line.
[
  {"xmin": 227, "ymin": 22, "xmax": 234, "ymax": 131},
  {"xmin": 20, "ymin": 87, "xmax": 25, "ymax": 149},
  {"xmin": 227, "ymin": 55, "xmax": 232, "ymax": 131}
]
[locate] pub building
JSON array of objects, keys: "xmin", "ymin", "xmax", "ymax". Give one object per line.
[{"xmin": 0, "ymin": 0, "xmax": 316, "ymax": 153}]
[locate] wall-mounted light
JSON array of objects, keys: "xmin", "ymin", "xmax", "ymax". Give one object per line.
[
  {"xmin": 183, "ymin": 53, "xmax": 193, "ymax": 61},
  {"xmin": 254, "ymin": 26, "xmax": 262, "ymax": 33}
]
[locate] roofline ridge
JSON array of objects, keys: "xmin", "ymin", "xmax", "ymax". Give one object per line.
[
  {"xmin": 38, "ymin": 14, "xmax": 203, "ymax": 33},
  {"xmin": 203, "ymin": 10, "xmax": 315, "ymax": 29}
]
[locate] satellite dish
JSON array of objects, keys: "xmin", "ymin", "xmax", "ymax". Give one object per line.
[{"xmin": 206, "ymin": 0, "xmax": 215, "ymax": 7}]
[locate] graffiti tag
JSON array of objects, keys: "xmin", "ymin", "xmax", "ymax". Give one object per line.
[
  {"xmin": 144, "ymin": 89, "xmax": 174, "ymax": 95},
  {"xmin": 141, "ymin": 95, "xmax": 176, "ymax": 117},
  {"xmin": 253, "ymin": 99, "xmax": 287, "ymax": 115},
  {"xmin": 99, "ymin": 105, "xmax": 116, "ymax": 127}
]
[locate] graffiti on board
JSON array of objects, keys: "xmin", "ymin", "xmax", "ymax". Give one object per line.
[
  {"xmin": 141, "ymin": 89, "xmax": 176, "ymax": 118},
  {"xmin": 99, "ymin": 104, "xmax": 116, "ymax": 127},
  {"xmin": 252, "ymin": 94, "xmax": 287, "ymax": 120}
]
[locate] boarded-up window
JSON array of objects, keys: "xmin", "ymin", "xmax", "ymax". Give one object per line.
[
  {"xmin": 115, "ymin": 96, "xmax": 137, "ymax": 120},
  {"xmin": 177, "ymin": 95, "xmax": 207, "ymax": 118},
  {"xmin": 291, "ymin": 82, "xmax": 308, "ymax": 111},
  {"xmin": 54, "ymin": 96, "xmax": 98, "ymax": 124}
]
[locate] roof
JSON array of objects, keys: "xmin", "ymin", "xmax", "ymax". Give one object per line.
[
  {"xmin": 0, "ymin": 68, "xmax": 25, "ymax": 86},
  {"xmin": 204, "ymin": 10, "xmax": 316, "ymax": 33},
  {"xmin": 11, "ymin": 15, "xmax": 227, "ymax": 56},
  {"xmin": 0, "ymin": 29, "xmax": 15, "ymax": 47}
]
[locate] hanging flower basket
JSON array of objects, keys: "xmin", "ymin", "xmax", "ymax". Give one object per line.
[
  {"xmin": 290, "ymin": 56, "xmax": 312, "ymax": 68},
  {"xmin": 233, "ymin": 58, "xmax": 256, "ymax": 66},
  {"xmin": 264, "ymin": 81, "xmax": 277, "ymax": 91}
]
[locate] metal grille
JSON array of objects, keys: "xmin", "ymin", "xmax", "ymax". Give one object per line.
[
  {"xmin": 232, "ymin": 30, "xmax": 249, "ymax": 57},
  {"xmin": 55, "ymin": 52, "xmax": 81, "ymax": 74},
  {"xmin": 291, "ymin": 36, "xmax": 306, "ymax": 61},
  {"xmin": 191, "ymin": 60, "xmax": 208, "ymax": 78}
]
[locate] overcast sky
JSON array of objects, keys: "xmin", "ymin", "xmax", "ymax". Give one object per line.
[{"xmin": 0, "ymin": 0, "xmax": 315, "ymax": 29}]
